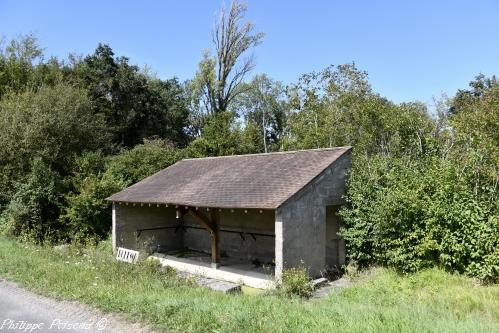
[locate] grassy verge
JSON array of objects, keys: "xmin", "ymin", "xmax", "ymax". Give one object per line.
[{"xmin": 0, "ymin": 237, "xmax": 497, "ymax": 333}]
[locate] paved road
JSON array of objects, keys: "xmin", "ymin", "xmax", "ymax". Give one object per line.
[{"xmin": 0, "ymin": 279, "xmax": 155, "ymax": 333}]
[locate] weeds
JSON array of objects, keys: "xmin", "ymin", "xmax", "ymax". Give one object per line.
[
  {"xmin": 0, "ymin": 237, "xmax": 498, "ymax": 333},
  {"xmin": 277, "ymin": 266, "xmax": 314, "ymax": 298}
]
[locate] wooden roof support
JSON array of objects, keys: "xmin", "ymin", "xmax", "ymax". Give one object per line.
[{"xmin": 186, "ymin": 209, "xmax": 220, "ymax": 266}]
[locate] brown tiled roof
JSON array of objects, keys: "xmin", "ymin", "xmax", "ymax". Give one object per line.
[{"xmin": 106, "ymin": 147, "xmax": 351, "ymax": 209}]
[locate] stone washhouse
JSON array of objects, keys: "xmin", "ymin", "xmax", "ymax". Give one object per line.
[{"xmin": 106, "ymin": 147, "xmax": 352, "ymax": 289}]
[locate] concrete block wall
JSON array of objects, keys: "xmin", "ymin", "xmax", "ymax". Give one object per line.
[
  {"xmin": 182, "ymin": 209, "xmax": 275, "ymax": 263},
  {"xmin": 275, "ymin": 150, "xmax": 351, "ymax": 278},
  {"xmin": 276, "ymin": 187, "xmax": 327, "ymax": 278},
  {"xmin": 113, "ymin": 204, "xmax": 182, "ymax": 254},
  {"xmin": 325, "ymin": 205, "xmax": 346, "ymax": 268},
  {"xmin": 113, "ymin": 204, "xmax": 275, "ymax": 264}
]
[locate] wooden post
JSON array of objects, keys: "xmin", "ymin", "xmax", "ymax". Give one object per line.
[
  {"xmin": 210, "ymin": 210, "xmax": 220, "ymax": 267},
  {"xmin": 186, "ymin": 209, "xmax": 220, "ymax": 268}
]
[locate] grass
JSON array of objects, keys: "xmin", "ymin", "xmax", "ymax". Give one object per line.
[{"xmin": 0, "ymin": 237, "xmax": 498, "ymax": 333}]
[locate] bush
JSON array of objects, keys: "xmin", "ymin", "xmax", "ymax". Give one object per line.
[
  {"xmin": 59, "ymin": 140, "xmax": 182, "ymax": 243},
  {"xmin": 0, "ymin": 84, "xmax": 109, "ymax": 208},
  {"xmin": 104, "ymin": 139, "xmax": 182, "ymax": 185},
  {"xmin": 59, "ymin": 174, "xmax": 124, "ymax": 243},
  {"xmin": 0, "ymin": 159, "xmax": 64, "ymax": 243},
  {"xmin": 277, "ymin": 266, "xmax": 314, "ymax": 298},
  {"xmin": 341, "ymin": 154, "xmax": 499, "ymax": 283},
  {"xmin": 185, "ymin": 112, "xmax": 257, "ymax": 157}
]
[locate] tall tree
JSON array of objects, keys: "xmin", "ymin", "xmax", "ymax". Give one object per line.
[
  {"xmin": 0, "ymin": 34, "xmax": 44, "ymax": 97},
  {"xmin": 191, "ymin": 0, "xmax": 264, "ymax": 116},
  {"xmin": 237, "ymin": 75, "xmax": 287, "ymax": 152},
  {"xmin": 76, "ymin": 44, "xmax": 190, "ymax": 149},
  {"xmin": 450, "ymin": 73, "xmax": 499, "ymax": 115},
  {"xmin": 284, "ymin": 63, "xmax": 435, "ymax": 156}
]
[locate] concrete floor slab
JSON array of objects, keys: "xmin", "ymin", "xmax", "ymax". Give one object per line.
[{"xmin": 151, "ymin": 253, "xmax": 275, "ymax": 289}]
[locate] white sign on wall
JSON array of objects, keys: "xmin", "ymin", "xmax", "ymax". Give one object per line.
[{"xmin": 116, "ymin": 247, "xmax": 140, "ymax": 263}]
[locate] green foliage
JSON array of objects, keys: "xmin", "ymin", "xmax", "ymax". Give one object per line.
[
  {"xmin": 284, "ymin": 65, "xmax": 498, "ymax": 283},
  {"xmin": 186, "ymin": 112, "xmax": 257, "ymax": 157},
  {"xmin": 277, "ymin": 266, "xmax": 314, "ymax": 298},
  {"xmin": 59, "ymin": 173, "xmax": 124, "ymax": 243},
  {"xmin": 0, "ymin": 34, "xmax": 44, "ymax": 97},
  {"xmin": 2, "ymin": 237, "xmax": 498, "ymax": 333},
  {"xmin": 0, "ymin": 159, "xmax": 63, "ymax": 243},
  {"xmin": 104, "ymin": 139, "xmax": 182, "ymax": 185},
  {"xmin": 76, "ymin": 44, "xmax": 190, "ymax": 149},
  {"xmin": 59, "ymin": 141, "xmax": 181, "ymax": 242},
  {"xmin": 0, "ymin": 36, "xmax": 192, "ymax": 242},
  {"xmin": 451, "ymin": 74, "xmax": 499, "ymax": 115},
  {"xmin": 0, "ymin": 84, "xmax": 108, "ymax": 207},
  {"xmin": 341, "ymin": 154, "xmax": 498, "ymax": 283},
  {"xmin": 235, "ymin": 74, "xmax": 288, "ymax": 153},
  {"xmin": 449, "ymin": 84, "xmax": 499, "ymax": 188},
  {"xmin": 284, "ymin": 64, "xmax": 436, "ymax": 156}
]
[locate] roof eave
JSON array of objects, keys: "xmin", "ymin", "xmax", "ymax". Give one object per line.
[{"xmin": 107, "ymin": 199, "xmax": 277, "ymax": 211}]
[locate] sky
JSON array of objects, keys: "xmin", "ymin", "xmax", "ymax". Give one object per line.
[{"xmin": 1, "ymin": 0, "xmax": 498, "ymax": 105}]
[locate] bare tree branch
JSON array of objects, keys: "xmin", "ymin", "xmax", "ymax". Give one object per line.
[{"xmin": 197, "ymin": 0, "xmax": 264, "ymax": 115}]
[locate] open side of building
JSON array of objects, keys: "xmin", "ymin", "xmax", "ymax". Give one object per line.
[{"xmin": 107, "ymin": 147, "xmax": 351, "ymax": 288}]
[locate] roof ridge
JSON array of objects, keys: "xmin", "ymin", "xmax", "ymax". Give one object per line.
[{"xmin": 182, "ymin": 146, "xmax": 351, "ymax": 161}]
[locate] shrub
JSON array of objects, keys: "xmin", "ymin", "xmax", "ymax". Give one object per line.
[
  {"xmin": 277, "ymin": 266, "xmax": 314, "ymax": 298},
  {"xmin": 0, "ymin": 159, "xmax": 64, "ymax": 243},
  {"xmin": 59, "ymin": 140, "xmax": 182, "ymax": 243},
  {"xmin": 59, "ymin": 174, "xmax": 124, "ymax": 243},
  {"xmin": 0, "ymin": 84, "xmax": 109, "ymax": 209},
  {"xmin": 341, "ymin": 154, "xmax": 499, "ymax": 283},
  {"xmin": 104, "ymin": 139, "xmax": 181, "ymax": 185}
]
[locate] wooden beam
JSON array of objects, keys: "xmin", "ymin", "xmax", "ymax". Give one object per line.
[
  {"xmin": 186, "ymin": 209, "xmax": 215, "ymax": 232},
  {"xmin": 186, "ymin": 209, "xmax": 220, "ymax": 265}
]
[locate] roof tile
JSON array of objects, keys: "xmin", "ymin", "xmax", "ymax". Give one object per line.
[{"xmin": 106, "ymin": 147, "xmax": 351, "ymax": 209}]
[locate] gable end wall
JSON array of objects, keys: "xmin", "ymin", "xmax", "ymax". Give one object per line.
[{"xmin": 275, "ymin": 149, "xmax": 351, "ymax": 278}]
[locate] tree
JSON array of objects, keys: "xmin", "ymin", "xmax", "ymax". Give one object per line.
[
  {"xmin": 191, "ymin": 0, "xmax": 264, "ymax": 116},
  {"xmin": 76, "ymin": 44, "xmax": 190, "ymax": 149},
  {"xmin": 449, "ymin": 82, "xmax": 499, "ymax": 196},
  {"xmin": 284, "ymin": 63, "xmax": 373, "ymax": 150},
  {"xmin": 59, "ymin": 140, "xmax": 181, "ymax": 242},
  {"xmin": 339, "ymin": 73, "xmax": 498, "ymax": 283},
  {"xmin": 283, "ymin": 63, "xmax": 435, "ymax": 156},
  {"xmin": 0, "ymin": 159, "xmax": 63, "ymax": 243},
  {"xmin": 0, "ymin": 34, "xmax": 44, "ymax": 97},
  {"xmin": 450, "ymin": 74, "xmax": 499, "ymax": 115},
  {"xmin": 237, "ymin": 75, "xmax": 287, "ymax": 152},
  {"xmin": 0, "ymin": 84, "xmax": 109, "ymax": 207},
  {"xmin": 186, "ymin": 111, "xmax": 254, "ymax": 157}
]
